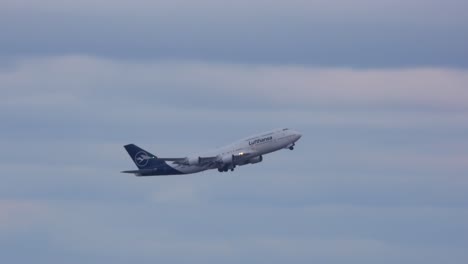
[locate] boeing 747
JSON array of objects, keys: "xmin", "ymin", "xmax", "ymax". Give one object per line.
[{"xmin": 122, "ymin": 128, "xmax": 302, "ymax": 176}]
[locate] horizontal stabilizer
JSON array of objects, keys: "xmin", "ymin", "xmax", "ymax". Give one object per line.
[{"xmin": 121, "ymin": 169, "xmax": 164, "ymax": 176}]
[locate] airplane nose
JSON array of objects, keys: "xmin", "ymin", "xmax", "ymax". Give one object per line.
[{"xmin": 292, "ymin": 131, "xmax": 302, "ymax": 141}]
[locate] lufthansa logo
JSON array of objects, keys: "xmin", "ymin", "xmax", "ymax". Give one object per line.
[
  {"xmin": 249, "ymin": 136, "xmax": 273, "ymax": 146},
  {"xmin": 134, "ymin": 151, "xmax": 152, "ymax": 167}
]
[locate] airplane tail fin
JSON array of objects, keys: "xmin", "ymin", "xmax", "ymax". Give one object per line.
[{"xmin": 124, "ymin": 144, "xmax": 165, "ymax": 169}]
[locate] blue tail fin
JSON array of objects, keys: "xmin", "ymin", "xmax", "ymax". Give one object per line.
[{"xmin": 124, "ymin": 144, "xmax": 165, "ymax": 169}]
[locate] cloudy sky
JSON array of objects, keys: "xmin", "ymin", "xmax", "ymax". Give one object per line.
[{"xmin": 1, "ymin": 0, "xmax": 468, "ymax": 263}]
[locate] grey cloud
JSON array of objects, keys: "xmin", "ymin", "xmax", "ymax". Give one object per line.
[
  {"xmin": 3, "ymin": 56, "xmax": 468, "ymax": 110},
  {"xmin": 1, "ymin": 199, "xmax": 468, "ymax": 264},
  {"xmin": 1, "ymin": 0, "xmax": 467, "ymax": 67},
  {"xmin": 1, "ymin": 55, "xmax": 468, "ymax": 263}
]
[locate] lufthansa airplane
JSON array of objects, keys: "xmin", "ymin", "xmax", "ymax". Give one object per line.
[{"xmin": 122, "ymin": 128, "xmax": 302, "ymax": 176}]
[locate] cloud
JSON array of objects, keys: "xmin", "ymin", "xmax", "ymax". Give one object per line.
[
  {"xmin": 1, "ymin": 56, "xmax": 467, "ymax": 150},
  {"xmin": 3, "ymin": 56, "xmax": 468, "ymax": 109},
  {"xmin": 1, "ymin": 55, "xmax": 468, "ymax": 263},
  {"xmin": 2, "ymin": 198, "xmax": 468, "ymax": 264},
  {"xmin": 1, "ymin": 0, "xmax": 467, "ymax": 67},
  {"xmin": 2, "ymin": 56, "xmax": 467, "ymax": 172},
  {"xmin": 0, "ymin": 200, "xmax": 50, "ymax": 230}
]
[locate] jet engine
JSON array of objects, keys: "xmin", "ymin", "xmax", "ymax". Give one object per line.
[
  {"xmin": 221, "ymin": 155, "xmax": 233, "ymax": 164},
  {"xmin": 248, "ymin": 155, "xmax": 263, "ymax": 164},
  {"xmin": 187, "ymin": 157, "xmax": 200, "ymax": 165},
  {"xmin": 220, "ymin": 154, "xmax": 261, "ymax": 167},
  {"xmin": 238, "ymin": 155, "xmax": 263, "ymax": 166}
]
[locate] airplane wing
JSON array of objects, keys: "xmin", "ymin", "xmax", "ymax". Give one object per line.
[
  {"xmin": 160, "ymin": 152, "xmax": 254, "ymax": 166},
  {"xmin": 167, "ymin": 156, "xmax": 219, "ymax": 165},
  {"xmin": 158, "ymin": 158, "xmax": 187, "ymax": 162},
  {"xmin": 198, "ymin": 156, "xmax": 219, "ymax": 164}
]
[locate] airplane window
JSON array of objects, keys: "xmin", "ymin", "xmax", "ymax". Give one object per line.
[{"xmin": 283, "ymin": 128, "xmax": 289, "ymax": 131}]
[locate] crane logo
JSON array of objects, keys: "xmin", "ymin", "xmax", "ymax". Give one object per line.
[{"xmin": 135, "ymin": 151, "xmax": 152, "ymax": 167}]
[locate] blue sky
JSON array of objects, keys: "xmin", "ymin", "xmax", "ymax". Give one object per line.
[{"xmin": 1, "ymin": 1, "xmax": 468, "ymax": 263}]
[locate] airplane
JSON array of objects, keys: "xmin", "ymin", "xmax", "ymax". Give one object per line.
[{"xmin": 122, "ymin": 128, "xmax": 302, "ymax": 176}]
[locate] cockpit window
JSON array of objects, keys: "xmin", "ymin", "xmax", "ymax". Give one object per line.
[{"xmin": 282, "ymin": 128, "xmax": 289, "ymax": 131}]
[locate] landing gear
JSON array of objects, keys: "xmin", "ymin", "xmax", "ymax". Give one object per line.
[
  {"xmin": 289, "ymin": 146, "xmax": 294, "ymax": 150},
  {"xmin": 218, "ymin": 165, "xmax": 235, "ymax": 173}
]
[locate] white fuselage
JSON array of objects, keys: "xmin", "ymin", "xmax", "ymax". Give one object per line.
[{"xmin": 168, "ymin": 128, "xmax": 302, "ymax": 174}]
